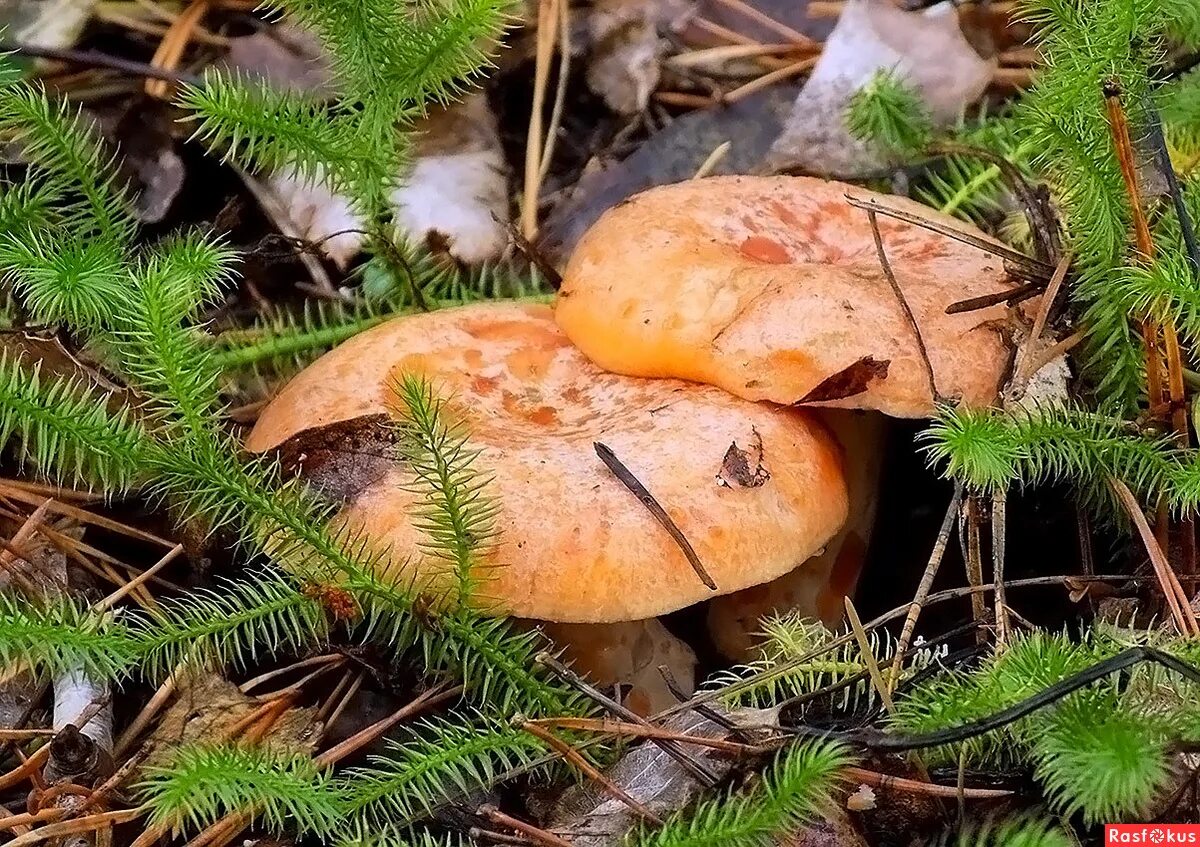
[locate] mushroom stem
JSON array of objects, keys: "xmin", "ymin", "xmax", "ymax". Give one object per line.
[
  {"xmin": 534, "ymin": 619, "xmax": 698, "ymax": 717},
  {"xmin": 708, "ymin": 411, "xmax": 887, "ymax": 660}
]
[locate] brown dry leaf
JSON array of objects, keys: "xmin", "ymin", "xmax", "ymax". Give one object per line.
[
  {"xmin": 135, "ymin": 673, "xmax": 320, "ymax": 777},
  {"xmin": 585, "ymin": 0, "xmax": 694, "ymax": 115},
  {"xmin": 765, "ymin": 0, "xmax": 996, "ymax": 177},
  {"xmin": 546, "ymin": 706, "xmax": 781, "ymax": 847},
  {"xmin": 0, "ymin": 0, "xmax": 96, "ymax": 49},
  {"xmin": 268, "ymin": 412, "xmax": 398, "ymax": 504},
  {"xmin": 216, "ymin": 23, "xmax": 337, "ymax": 97}
]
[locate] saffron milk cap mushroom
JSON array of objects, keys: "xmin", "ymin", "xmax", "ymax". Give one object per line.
[
  {"xmin": 247, "ymin": 303, "xmax": 850, "ymax": 709},
  {"xmin": 555, "ymin": 175, "xmax": 1028, "ymax": 418}
]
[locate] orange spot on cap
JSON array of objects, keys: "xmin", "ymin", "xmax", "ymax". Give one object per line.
[{"xmin": 738, "ymin": 235, "xmax": 791, "ymax": 264}]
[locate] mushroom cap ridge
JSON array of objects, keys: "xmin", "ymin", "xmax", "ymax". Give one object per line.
[
  {"xmin": 248, "ymin": 301, "xmax": 850, "ymax": 623},
  {"xmin": 555, "ymin": 175, "xmax": 1027, "ymax": 418}
]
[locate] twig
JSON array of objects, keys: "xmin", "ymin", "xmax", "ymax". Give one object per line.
[
  {"xmin": 1010, "ymin": 251, "xmax": 1073, "ymax": 392},
  {"xmin": 1021, "ymin": 328, "xmax": 1085, "ymax": 377},
  {"xmin": 843, "ymin": 599, "xmax": 894, "ymax": 714},
  {"xmin": 537, "ymin": 0, "xmax": 570, "ymax": 185},
  {"xmin": 889, "ymin": 484, "xmax": 963, "ymax": 690},
  {"xmin": 0, "ymin": 807, "xmax": 143, "ymax": 847},
  {"xmin": 477, "ymin": 806, "xmax": 574, "ymax": 847},
  {"xmin": 470, "ymin": 827, "xmax": 536, "ymax": 847},
  {"xmin": 518, "ymin": 718, "xmax": 663, "ymax": 823},
  {"xmin": 1110, "ymin": 478, "xmax": 1199, "ymax": 636},
  {"xmin": 93, "ymin": 544, "xmax": 181, "ymax": 612},
  {"xmin": 535, "ymin": 653, "xmax": 719, "ymax": 785},
  {"xmin": 929, "ymin": 141, "xmax": 1060, "ymax": 263},
  {"xmin": 112, "ymin": 665, "xmax": 182, "ymax": 758},
  {"xmin": 866, "ymin": 208, "xmax": 939, "ymax": 404},
  {"xmin": 667, "ymin": 43, "xmax": 804, "ymax": 70},
  {"xmin": 316, "ymin": 668, "xmax": 361, "ymax": 722},
  {"xmin": 239, "ymin": 653, "xmax": 344, "ymax": 693},
  {"xmin": 230, "ymin": 165, "xmax": 339, "ymax": 300},
  {"xmin": 691, "ymin": 16, "xmax": 758, "ymax": 46},
  {"xmin": 145, "ymin": 0, "xmax": 209, "ymax": 99},
  {"xmin": 843, "ymin": 766, "xmax": 1012, "ymax": 800},
  {"xmin": 317, "ymin": 685, "xmax": 459, "ymax": 765},
  {"xmin": 522, "ymin": 0, "xmax": 560, "ymax": 238},
  {"xmin": 1105, "ymin": 80, "xmax": 1176, "ymax": 425},
  {"xmin": 944, "ymin": 280, "xmax": 1044, "ymax": 315},
  {"xmin": 526, "ymin": 717, "xmax": 766, "ymax": 754},
  {"xmin": 0, "ymin": 41, "xmax": 200, "ymax": 84},
  {"xmin": 842, "ymin": 194, "xmax": 1055, "ymax": 279},
  {"xmin": 710, "ymin": 0, "xmax": 818, "ymax": 48},
  {"xmin": 593, "ymin": 442, "xmax": 717, "ymax": 590},
  {"xmin": 692, "ymin": 141, "xmax": 731, "ymax": 180},
  {"xmin": 963, "ymin": 496, "xmax": 987, "ymax": 643},
  {"xmin": 0, "ymin": 484, "xmax": 175, "ymax": 548},
  {"xmin": 722, "ymin": 57, "xmax": 815, "ymax": 104},
  {"xmin": 992, "ymin": 489, "xmax": 1009, "ymax": 647}
]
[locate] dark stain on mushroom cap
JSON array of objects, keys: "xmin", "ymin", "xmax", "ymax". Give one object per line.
[{"xmin": 269, "ymin": 413, "xmax": 397, "ymax": 503}]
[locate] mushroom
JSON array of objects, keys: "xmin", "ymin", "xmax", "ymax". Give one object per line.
[
  {"xmin": 555, "ymin": 175, "xmax": 1031, "ymax": 655},
  {"xmin": 555, "ymin": 174, "xmax": 1025, "ymax": 418},
  {"xmin": 707, "ymin": 409, "xmax": 886, "ymax": 660},
  {"xmin": 247, "ymin": 302, "xmax": 849, "ymax": 712}
]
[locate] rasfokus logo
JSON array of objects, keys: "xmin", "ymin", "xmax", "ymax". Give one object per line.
[{"xmin": 1106, "ymin": 825, "xmax": 1200, "ymax": 843}]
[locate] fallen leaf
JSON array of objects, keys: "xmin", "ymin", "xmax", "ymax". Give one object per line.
[
  {"xmin": 134, "ymin": 673, "xmax": 320, "ymax": 779},
  {"xmin": 716, "ymin": 430, "xmax": 769, "ymax": 488},
  {"xmin": 796, "ymin": 356, "xmax": 890, "ymax": 404},
  {"xmin": 392, "ymin": 92, "xmax": 509, "ymax": 264},
  {"xmin": 765, "ymin": 0, "xmax": 996, "ymax": 177},
  {"xmin": 0, "ymin": 0, "xmax": 97, "ymax": 50},
  {"xmin": 269, "ymin": 412, "xmax": 398, "ymax": 503},
  {"xmin": 547, "ymin": 706, "xmax": 781, "ymax": 847}
]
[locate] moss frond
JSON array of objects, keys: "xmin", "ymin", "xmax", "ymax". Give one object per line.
[
  {"xmin": 706, "ymin": 612, "xmax": 912, "ymax": 710},
  {"xmin": 389, "ymin": 373, "xmax": 498, "ymax": 603},
  {"xmin": 178, "ymin": 73, "xmax": 381, "ymax": 199},
  {"xmin": 930, "ymin": 816, "xmax": 1075, "ymax": 847},
  {"xmin": 0, "ymin": 352, "xmax": 147, "ymax": 493},
  {"xmin": 129, "ymin": 571, "xmax": 328, "ymax": 680},
  {"xmin": 0, "ymin": 593, "xmax": 136, "ymax": 680},
  {"xmin": 845, "ymin": 69, "xmax": 933, "ymax": 156},
  {"xmin": 137, "ymin": 743, "xmax": 343, "ymax": 835},
  {"xmin": 1033, "ymin": 691, "xmax": 1172, "ymax": 825},
  {"xmin": 210, "ymin": 299, "xmax": 397, "ymax": 373},
  {"xmin": 920, "ymin": 403, "xmax": 1180, "ymax": 511},
  {"xmin": 386, "ymin": 0, "xmax": 513, "ymax": 107},
  {"xmin": 631, "ymin": 739, "xmax": 853, "ymax": 847},
  {"xmin": 0, "ymin": 231, "xmax": 125, "ymax": 331},
  {"xmin": 341, "ymin": 713, "xmax": 547, "ymax": 831},
  {"xmin": 0, "ymin": 80, "xmax": 133, "ymax": 243}
]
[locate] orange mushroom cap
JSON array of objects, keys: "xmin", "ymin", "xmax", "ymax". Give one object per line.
[
  {"xmin": 555, "ymin": 175, "xmax": 1028, "ymax": 418},
  {"xmin": 248, "ymin": 302, "xmax": 849, "ymax": 623}
]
